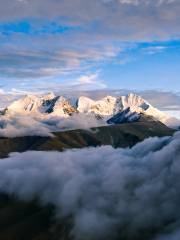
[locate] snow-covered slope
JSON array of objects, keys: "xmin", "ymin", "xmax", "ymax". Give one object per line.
[
  {"xmin": 107, "ymin": 107, "xmax": 141, "ymax": 124},
  {"xmin": 77, "ymin": 96, "xmax": 118, "ymax": 116},
  {"xmin": 7, "ymin": 94, "xmax": 42, "ymax": 114}
]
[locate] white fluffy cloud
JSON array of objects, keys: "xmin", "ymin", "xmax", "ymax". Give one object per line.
[
  {"xmin": 0, "ymin": 113, "xmax": 105, "ymax": 137},
  {"xmin": 0, "ymin": 115, "xmax": 54, "ymax": 137},
  {"xmin": 0, "ymin": 132, "xmax": 180, "ymax": 239}
]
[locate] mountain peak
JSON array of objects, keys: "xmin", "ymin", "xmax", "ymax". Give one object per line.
[
  {"xmin": 42, "ymin": 92, "xmax": 56, "ymax": 101},
  {"xmin": 7, "ymin": 94, "xmax": 40, "ymax": 114}
]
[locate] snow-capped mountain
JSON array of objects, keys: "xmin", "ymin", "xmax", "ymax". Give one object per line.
[
  {"xmin": 1, "ymin": 92, "xmax": 177, "ymax": 128},
  {"xmin": 4, "ymin": 93, "xmax": 77, "ymax": 117},
  {"xmin": 77, "ymin": 93, "xmax": 171, "ymax": 124}
]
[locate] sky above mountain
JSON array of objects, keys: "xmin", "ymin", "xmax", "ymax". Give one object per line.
[{"xmin": 0, "ymin": 0, "xmax": 180, "ymax": 92}]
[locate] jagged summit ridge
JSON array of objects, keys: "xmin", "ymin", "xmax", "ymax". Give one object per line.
[{"xmin": 77, "ymin": 93, "xmax": 151, "ymax": 116}]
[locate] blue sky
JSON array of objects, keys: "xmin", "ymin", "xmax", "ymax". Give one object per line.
[
  {"xmin": 102, "ymin": 41, "xmax": 180, "ymax": 91},
  {"xmin": 0, "ymin": 0, "xmax": 180, "ymax": 92}
]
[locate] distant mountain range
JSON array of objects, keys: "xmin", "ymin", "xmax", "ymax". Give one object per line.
[{"xmin": 0, "ymin": 92, "xmax": 178, "ymax": 128}]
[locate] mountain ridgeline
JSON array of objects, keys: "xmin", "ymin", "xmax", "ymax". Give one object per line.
[{"xmin": 0, "ymin": 92, "xmax": 173, "ymax": 123}]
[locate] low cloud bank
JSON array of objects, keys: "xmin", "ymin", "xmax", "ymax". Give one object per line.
[
  {"xmin": 0, "ymin": 113, "xmax": 104, "ymax": 137},
  {"xmin": 0, "ymin": 112, "xmax": 178, "ymax": 138},
  {"xmin": 0, "ymin": 115, "xmax": 54, "ymax": 137},
  {"xmin": 0, "ymin": 132, "xmax": 180, "ymax": 240}
]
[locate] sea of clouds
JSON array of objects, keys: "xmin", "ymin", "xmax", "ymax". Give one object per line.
[{"xmin": 0, "ymin": 132, "xmax": 180, "ymax": 239}]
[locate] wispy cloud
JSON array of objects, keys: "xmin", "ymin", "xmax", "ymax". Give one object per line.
[
  {"xmin": 0, "ymin": 45, "xmax": 120, "ymax": 79},
  {"xmin": 143, "ymin": 46, "xmax": 168, "ymax": 54},
  {"xmin": 74, "ymin": 72, "xmax": 107, "ymax": 89}
]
